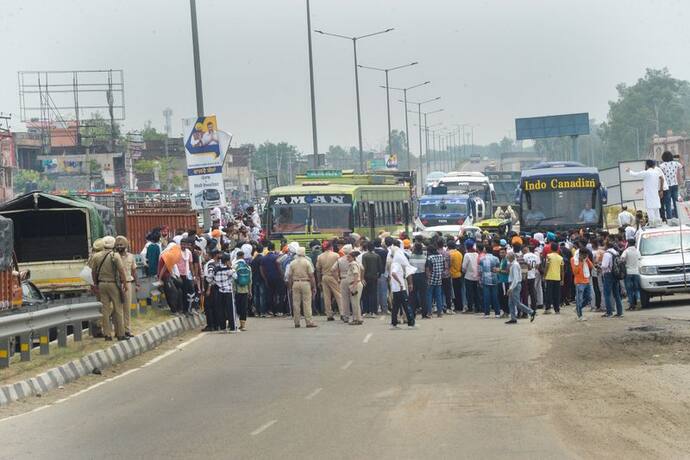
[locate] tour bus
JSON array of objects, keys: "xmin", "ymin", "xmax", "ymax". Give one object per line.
[
  {"xmin": 267, "ymin": 170, "xmax": 412, "ymax": 247},
  {"xmin": 434, "ymin": 171, "xmax": 496, "ymax": 214},
  {"xmin": 418, "ymin": 194, "xmax": 474, "ymax": 228},
  {"xmin": 517, "ymin": 162, "xmax": 607, "ymax": 232}
]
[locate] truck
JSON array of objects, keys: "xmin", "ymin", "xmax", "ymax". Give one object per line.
[{"xmin": 0, "ymin": 192, "xmax": 107, "ymax": 296}]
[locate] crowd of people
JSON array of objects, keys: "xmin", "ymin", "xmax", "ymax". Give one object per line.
[{"xmin": 103, "ymin": 204, "xmax": 652, "ymax": 337}]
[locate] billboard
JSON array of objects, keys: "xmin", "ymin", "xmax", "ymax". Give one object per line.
[
  {"xmin": 183, "ymin": 115, "xmax": 232, "ymax": 210},
  {"xmin": 515, "ymin": 113, "xmax": 590, "ymax": 140}
]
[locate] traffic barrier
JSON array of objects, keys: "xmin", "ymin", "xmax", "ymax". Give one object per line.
[{"xmin": 0, "ymin": 302, "xmax": 102, "ymax": 368}]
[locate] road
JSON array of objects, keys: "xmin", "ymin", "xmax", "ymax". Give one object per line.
[{"xmin": 2, "ymin": 302, "xmax": 690, "ymax": 459}]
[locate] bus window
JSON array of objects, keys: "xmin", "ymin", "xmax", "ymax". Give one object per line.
[
  {"xmin": 271, "ymin": 205, "xmax": 309, "ymax": 234},
  {"xmin": 311, "ymin": 204, "xmax": 352, "ymax": 234}
]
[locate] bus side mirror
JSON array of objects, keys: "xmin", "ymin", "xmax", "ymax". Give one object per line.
[{"xmin": 601, "ymin": 187, "xmax": 608, "ymax": 205}]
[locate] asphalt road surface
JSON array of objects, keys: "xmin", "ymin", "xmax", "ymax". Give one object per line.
[{"xmin": 2, "ymin": 302, "xmax": 690, "ymax": 459}]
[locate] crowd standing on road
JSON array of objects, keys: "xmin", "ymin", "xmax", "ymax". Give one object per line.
[{"xmin": 87, "ymin": 162, "xmax": 690, "ymax": 339}]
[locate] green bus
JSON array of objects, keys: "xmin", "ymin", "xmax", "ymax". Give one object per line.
[{"xmin": 267, "ymin": 171, "xmax": 413, "ymax": 247}]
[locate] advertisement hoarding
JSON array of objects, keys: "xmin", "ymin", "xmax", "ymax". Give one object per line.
[{"xmin": 183, "ymin": 115, "xmax": 232, "ymax": 210}]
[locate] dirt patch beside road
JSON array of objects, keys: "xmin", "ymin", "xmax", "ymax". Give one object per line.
[{"xmin": 540, "ymin": 314, "xmax": 690, "ymax": 458}]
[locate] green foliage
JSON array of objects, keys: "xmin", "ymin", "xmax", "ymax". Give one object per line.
[
  {"xmin": 80, "ymin": 112, "xmax": 120, "ymax": 146},
  {"xmin": 134, "ymin": 159, "xmax": 158, "ymax": 174},
  {"xmin": 249, "ymin": 142, "xmax": 301, "ymax": 185},
  {"xmin": 13, "ymin": 169, "xmax": 52, "ymax": 194},
  {"xmin": 141, "ymin": 121, "xmax": 167, "ymax": 142},
  {"xmin": 602, "ymin": 68, "xmax": 690, "ymax": 164}
]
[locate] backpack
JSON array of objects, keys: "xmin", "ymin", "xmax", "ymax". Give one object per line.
[
  {"xmin": 235, "ymin": 260, "xmax": 251, "ymax": 287},
  {"xmin": 611, "ymin": 251, "xmax": 626, "ymax": 280}
]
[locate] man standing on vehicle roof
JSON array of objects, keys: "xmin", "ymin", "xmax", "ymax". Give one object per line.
[{"xmin": 627, "ymin": 160, "xmax": 664, "ymax": 225}]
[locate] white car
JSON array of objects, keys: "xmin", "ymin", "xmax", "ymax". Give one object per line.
[
  {"xmin": 413, "ymin": 224, "xmax": 481, "ymax": 240},
  {"xmin": 637, "ymin": 225, "xmax": 690, "ymax": 308}
]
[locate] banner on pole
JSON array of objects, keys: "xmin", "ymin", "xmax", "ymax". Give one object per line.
[{"xmin": 183, "ymin": 115, "xmax": 232, "ymax": 210}]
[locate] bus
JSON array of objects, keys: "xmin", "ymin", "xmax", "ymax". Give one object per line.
[
  {"xmin": 267, "ymin": 170, "xmax": 412, "ymax": 247},
  {"xmin": 485, "ymin": 171, "xmax": 521, "ymax": 210},
  {"xmin": 435, "ymin": 171, "xmax": 496, "ymax": 215},
  {"xmin": 419, "ymin": 194, "xmax": 483, "ymax": 227},
  {"xmin": 517, "ymin": 162, "xmax": 607, "ymax": 232}
]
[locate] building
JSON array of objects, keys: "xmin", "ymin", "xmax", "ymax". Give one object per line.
[
  {"xmin": 223, "ymin": 147, "xmax": 254, "ymax": 206},
  {"xmin": 0, "ymin": 133, "xmax": 16, "ymax": 202},
  {"xmin": 649, "ymin": 131, "xmax": 690, "ymax": 180}
]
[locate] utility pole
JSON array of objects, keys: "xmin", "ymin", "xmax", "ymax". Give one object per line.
[
  {"xmin": 305, "ymin": 0, "xmax": 319, "ymax": 168},
  {"xmin": 190, "ymin": 0, "xmax": 204, "ymax": 117}
]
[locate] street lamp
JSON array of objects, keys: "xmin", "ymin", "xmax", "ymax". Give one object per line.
[
  {"xmin": 421, "ymin": 109, "xmax": 444, "ymax": 173},
  {"xmin": 314, "ymin": 27, "xmax": 394, "ymax": 171},
  {"xmin": 380, "ymin": 81, "xmax": 430, "ymax": 171},
  {"xmin": 358, "ymin": 62, "xmax": 418, "ymax": 160},
  {"xmin": 401, "ymin": 96, "xmax": 440, "ymax": 181}
]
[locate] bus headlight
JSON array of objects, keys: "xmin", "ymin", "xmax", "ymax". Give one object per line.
[{"xmin": 639, "ymin": 266, "xmax": 658, "ymax": 275}]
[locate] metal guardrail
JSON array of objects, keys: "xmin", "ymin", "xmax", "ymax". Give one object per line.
[{"xmin": 0, "ymin": 302, "xmax": 102, "ymax": 368}]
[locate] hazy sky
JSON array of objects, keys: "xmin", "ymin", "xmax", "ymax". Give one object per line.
[{"xmin": 2, "ymin": 0, "xmax": 690, "ymax": 153}]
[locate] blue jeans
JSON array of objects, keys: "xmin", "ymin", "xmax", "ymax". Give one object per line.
[
  {"xmin": 253, "ymin": 280, "xmax": 266, "ymax": 315},
  {"xmin": 603, "ymin": 272, "xmax": 623, "ymax": 316},
  {"xmin": 482, "ymin": 284, "xmax": 500, "ymax": 315},
  {"xmin": 624, "ymin": 274, "xmax": 641, "ymax": 307},
  {"xmin": 575, "ymin": 283, "xmax": 591, "ymax": 317},
  {"xmin": 508, "ymin": 282, "xmax": 534, "ymax": 320},
  {"xmin": 426, "ymin": 284, "xmax": 444, "ymax": 316},
  {"xmin": 377, "ymin": 274, "xmax": 389, "ymax": 313}
]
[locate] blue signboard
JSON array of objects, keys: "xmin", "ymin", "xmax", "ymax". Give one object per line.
[{"xmin": 515, "ymin": 113, "xmax": 590, "ymax": 140}]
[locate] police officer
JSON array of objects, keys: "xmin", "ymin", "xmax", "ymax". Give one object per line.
[
  {"xmin": 89, "ymin": 236, "xmax": 128, "ymax": 341},
  {"xmin": 288, "ymin": 247, "xmax": 317, "ymax": 328},
  {"xmin": 115, "ymin": 236, "xmax": 137, "ymax": 338}
]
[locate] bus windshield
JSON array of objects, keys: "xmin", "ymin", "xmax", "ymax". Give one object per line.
[
  {"xmin": 522, "ymin": 188, "xmax": 599, "ymax": 227},
  {"xmin": 271, "ymin": 204, "xmax": 309, "ymax": 234},
  {"xmin": 311, "ymin": 204, "xmax": 351, "ymax": 233},
  {"xmin": 420, "ymin": 201, "xmax": 467, "ymax": 215}
]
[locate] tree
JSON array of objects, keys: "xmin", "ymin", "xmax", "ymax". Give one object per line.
[
  {"xmin": 80, "ymin": 112, "xmax": 121, "ymax": 147},
  {"xmin": 250, "ymin": 142, "xmax": 301, "ymax": 186},
  {"xmin": 602, "ymin": 68, "xmax": 690, "ymax": 164},
  {"xmin": 141, "ymin": 121, "xmax": 167, "ymax": 142},
  {"xmin": 13, "ymin": 169, "xmax": 52, "ymax": 194}
]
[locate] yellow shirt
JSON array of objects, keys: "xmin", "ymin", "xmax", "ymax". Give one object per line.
[
  {"xmin": 545, "ymin": 252, "xmax": 564, "ymax": 281},
  {"xmin": 449, "ymin": 249, "xmax": 463, "ymax": 279}
]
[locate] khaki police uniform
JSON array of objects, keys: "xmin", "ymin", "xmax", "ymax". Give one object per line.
[
  {"xmin": 346, "ymin": 261, "xmax": 363, "ymax": 322},
  {"xmin": 122, "ymin": 252, "xmax": 137, "ymax": 334},
  {"xmin": 290, "ymin": 255, "xmax": 314, "ymax": 326},
  {"xmin": 316, "ymin": 250, "xmax": 341, "ymax": 318},
  {"xmin": 90, "ymin": 250, "xmax": 126, "ymax": 338},
  {"xmin": 333, "ymin": 256, "xmax": 352, "ymax": 320}
]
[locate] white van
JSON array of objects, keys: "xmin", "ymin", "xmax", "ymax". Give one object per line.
[{"xmin": 637, "ymin": 225, "xmax": 690, "ymax": 307}]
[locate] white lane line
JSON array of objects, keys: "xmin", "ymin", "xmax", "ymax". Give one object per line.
[
  {"xmin": 341, "ymin": 360, "xmax": 353, "ymax": 370},
  {"xmin": 250, "ymin": 419, "xmax": 278, "ymax": 436},
  {"xmin": 305, "ymin": 388, "xmax": 322, "ymax": 400},
  {"xmin": 0, "ymin": 332, "xmax": 208, "ymax": 423},
  {"xmin": 0, "ymin": 404, "xmax": 51, "ymax": 424},
  {"xmin": 363, "ymin": 333, "xmax": 373, "ymax": 343}
]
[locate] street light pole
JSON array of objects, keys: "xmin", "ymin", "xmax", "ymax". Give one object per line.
[
  {"xmin": 401, "ymin": 96, "xmax": 440, "ymax": 185},
  {"xmin": 189, "ymin": 0, "xmax": 204, "ymax": 117},
  {"xmin": 305, "ymin": 0, "xmax": 319, "ymax": 168},
  {"xmin": 314, "ymin": 28, "xmax": 394, "ymax": 171},
  {"xmin": 381, "ymin": 81, "xmax": 430, "ymax": 171},
  {"xmin": 359, "ymin": 61, "xmax": 418, "ymax": 164}
]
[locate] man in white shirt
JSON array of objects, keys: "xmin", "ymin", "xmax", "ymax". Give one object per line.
[
  {"xmin": 461, "ymin": 240, "xmax": 481, "ymax": 313},
  {"xmin": 521, "ymin": 246, "xmax": 540, "ymax": 309},
  {"xmin": 390, "ymin": 253, "xmax": 415, "ymax": 328},
  {"xmin": 617, "ymin": 205, "xmax": 635, "ymax": 228},
  {"xmin": 621, "ymin": 239, "xmax": 641, "ymax": 310},
  {"xmin": 578, "ymin": 202, "xmax": 598, "ymax": 224},
  {"xmin": 628, "ymin": 160, "xmax": 664, "ymax": 225},
  {"xmin": 505, "ymin": 252, "xmax": 536, "ymax": 324}
]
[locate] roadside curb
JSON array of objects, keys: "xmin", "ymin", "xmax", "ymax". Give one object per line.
[{"xmin": 0, "ymin": 313, "xmax": 204, "ymax": 407}]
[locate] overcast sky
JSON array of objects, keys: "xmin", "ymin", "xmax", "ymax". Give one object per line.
[{"xmin": 2, "ymin": 0, "xmax": 690, "ymax": 153}]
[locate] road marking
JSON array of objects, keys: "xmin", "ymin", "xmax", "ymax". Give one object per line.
[
  {"xmin": 250, "ymin": 419, "xmax": 277, "ymax": 436},
  {"xmin": 363, "ymin": 333, "xmax": 373, "ymax": 343},
  {"xmin": 0, "ymin": 332, "xmax": 208, "ymax": 422},
  {"xmin": 379, "ymin": 315, "xmax": 385, "ymax": 321},
  {"xmin": 305, "ymin": 388, "xmax": 322, "ymax": 400},
  {"xmin": 341, "ymin": 360, "xmax": 353, "ymax": 370}
]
